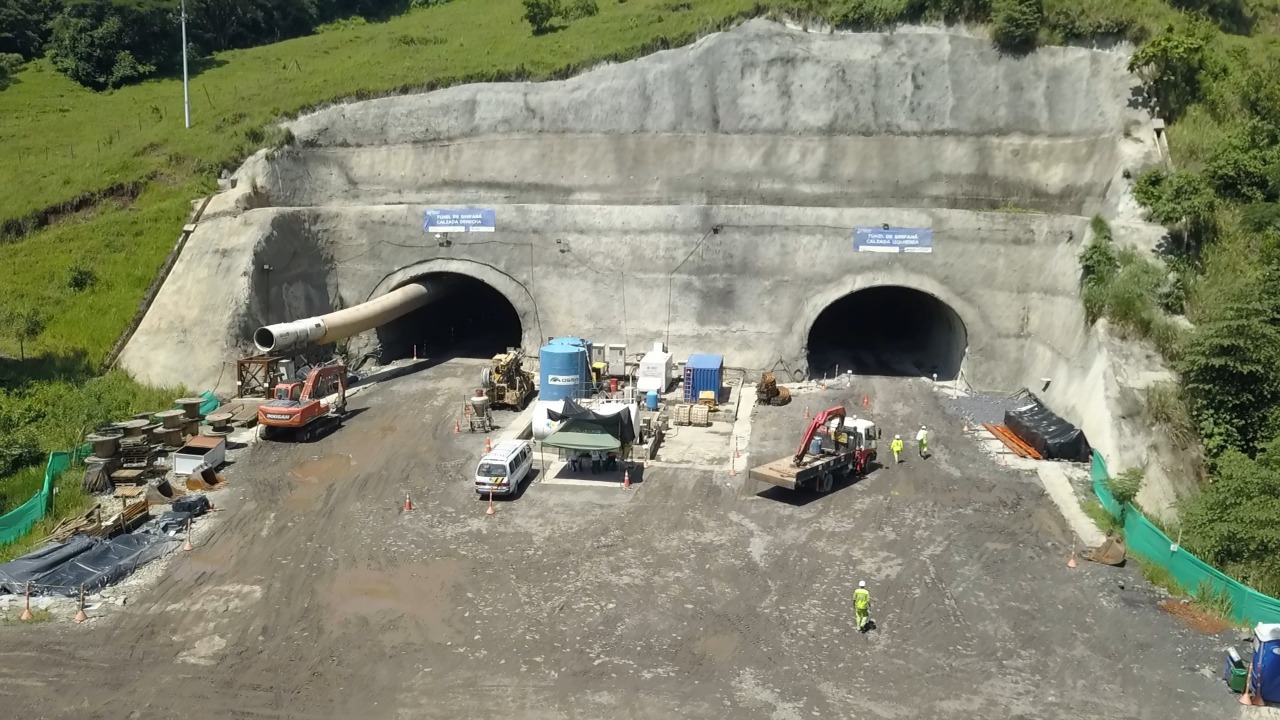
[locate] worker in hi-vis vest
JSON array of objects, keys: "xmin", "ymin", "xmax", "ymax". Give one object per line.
[
  {"xmin": 890, "ymin": 435, "xmax": 904, "ymax": 464},
  {"xmin": 916, "ymin": 425, "xmax": 929, "ymax": 458},
  {"xmin": 853, "ymin": 580, "xmax": 871, "ymax": 632}
]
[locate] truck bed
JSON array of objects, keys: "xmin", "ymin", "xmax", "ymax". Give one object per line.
[{"xmin": 749, "ymin": 452, "xmax": 851, "ymax": 490}]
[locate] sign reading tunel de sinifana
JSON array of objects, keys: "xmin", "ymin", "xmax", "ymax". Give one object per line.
[
  {"xmin": 423, "ymin": 208, "xmax": 496, "ymax": 233},
  {"xmin": 853, "ymin": 227, "xmax": 933, "ymax": 254}
]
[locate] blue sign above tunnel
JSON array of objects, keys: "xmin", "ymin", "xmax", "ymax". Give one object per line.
[
  {"xmin": 424, "ymin": 208, "xmax": 496, "ymax": 233},
  {"xmin": 853, "ymin": 227, "xmax": 933, "ymax": 254}
]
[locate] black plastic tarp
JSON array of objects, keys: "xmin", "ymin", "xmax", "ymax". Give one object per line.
[
  {"xmin": 173, "ymin": 495, "xmax": 210, "ymax": 517},
  {"xmin": 1004, "ymin": 392, "xmax": 1091, "ymax": 462},
  {"xmin": 547, "ymin": 398, "xmax": 637, "ymax": 445},
  {"xmin": 0, "ymin": 533, "xmax": 178, "ymax": 597},
  {"xmin": 0, "ymin": 535, "xmax": 96, "ymax": 594}
]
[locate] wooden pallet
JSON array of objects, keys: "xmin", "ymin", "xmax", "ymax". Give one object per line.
[{"xmin": 982, "ymin": 423, "xmax": 1043, "ymax": 460}]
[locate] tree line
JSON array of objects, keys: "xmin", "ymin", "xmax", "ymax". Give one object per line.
[{"xmin": 0, "ymin": 0, "xmax": 422, "ymax": 91}]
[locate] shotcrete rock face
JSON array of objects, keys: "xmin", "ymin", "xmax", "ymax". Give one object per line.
[{"xmin": 117, "ymin": 20, "xmax": 1158, "ymax": 393}]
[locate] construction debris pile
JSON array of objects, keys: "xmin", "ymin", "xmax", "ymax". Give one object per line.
[
  {"xmin": 0, "ymin": 494, "xmax": 215, "ymax": 598},
  {"xmin": 0, "ymin": 395, "xmax": 242, "ymax": 599},
  {"xmin": 82, "ymin": 393, "xmax": 232, "ymax": 513}
]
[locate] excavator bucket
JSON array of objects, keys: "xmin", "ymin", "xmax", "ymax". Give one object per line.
[
  {"xmin": 185, "ymin": 467, "xmax": 226, "ymax": 492},
  {"xmin": 1085, "ymin": 534, "xmax": 1127, "ymax": 566}
]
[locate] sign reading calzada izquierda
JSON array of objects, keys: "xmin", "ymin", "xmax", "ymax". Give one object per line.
[{"xmin": 853, "ymin": 227, "xmax": 933, "ymax": 254}]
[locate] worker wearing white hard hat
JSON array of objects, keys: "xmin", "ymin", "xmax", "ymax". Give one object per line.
[
  {"xmin": 890, "ymin": 434, "xmax": 904, "ymax": 464},
  {"xmin": 916, "ymin": 425, "xmax": 929, "ymax": 458},
  {"xmin": 853, "ymin": 581, "xmax": 871, "ymax": 632}
]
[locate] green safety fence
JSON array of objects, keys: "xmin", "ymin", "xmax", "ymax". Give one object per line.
[
  {"xmin": 0, "ymin": 445, "xmax": 91, "ymax": 547},
  {"xmin": 1091, "ymin": 450, "xmax": 1280, "ymax": 625}
]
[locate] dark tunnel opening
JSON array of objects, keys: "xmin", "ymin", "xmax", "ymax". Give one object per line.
[
  {"xmin": 807, "ymin": 286, "xmax": 967, "ymax": 380},
  {"xmin": 375, "ymin": 273, "xmax": 522, "ymax": 363}
]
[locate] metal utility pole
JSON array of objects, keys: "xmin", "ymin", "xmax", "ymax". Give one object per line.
[{"xmin": 181, "ymin": 0, "xmax": 191, "ymax": 129}]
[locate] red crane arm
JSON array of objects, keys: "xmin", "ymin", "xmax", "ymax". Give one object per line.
[{"xmin": 793, "ymin": 406, "xmax": 847, "ymax": 466}]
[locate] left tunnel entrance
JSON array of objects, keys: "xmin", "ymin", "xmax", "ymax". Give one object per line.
[{"xmin": 374, "ymin": 273, "xmax": 522, "ymax": 363}]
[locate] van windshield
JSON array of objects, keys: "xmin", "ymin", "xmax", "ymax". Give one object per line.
[{"xmin": 477, "ymin": 462, "xmax": 508, "ymax": 477}]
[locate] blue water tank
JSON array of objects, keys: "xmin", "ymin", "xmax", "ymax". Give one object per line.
[
  {"xmin": 540, "ymin": 344, "xmax": 588, "ymax": 402},
  {"xmin": 551, "ymin": 337, "xmax": 593, "ymax": 377},
  {"xmin": 645, "ymin": 390, "xmax": 659, "ymax": 411},
  {"xmin": 809, "ymin": 437, "xmax": 823, "ymax": 457}
]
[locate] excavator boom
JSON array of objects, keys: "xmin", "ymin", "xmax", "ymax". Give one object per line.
[{"xmin": 793, "ymin": 406, "xmax": 847, "ymax": 466}]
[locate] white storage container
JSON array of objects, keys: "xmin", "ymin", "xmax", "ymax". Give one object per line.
[
  {"xmin": 173, "ymin": 435, "xmax": 226, "ymax": 476},
  {"xmin": 636, "ymin": 349, "xmax": 673, "ymax": 394}
]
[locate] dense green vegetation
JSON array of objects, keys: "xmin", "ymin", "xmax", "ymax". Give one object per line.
[{"xmin": 0, "ymin": 0, "xmax": 434, "ymax": 90}]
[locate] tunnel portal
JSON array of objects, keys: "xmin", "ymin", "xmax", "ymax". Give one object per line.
[
  {"xmin": 807, "ymin": 286, "xmax": 967, "ymax": 380},
  {"xmin": 375, "ymin": 273, "xmax": 522, "ymax": 363}
]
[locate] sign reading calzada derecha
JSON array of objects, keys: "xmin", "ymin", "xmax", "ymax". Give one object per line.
[
  {"xmin": 853, "ymin": 227, "xmax": 933, "ymax": 254},
  {"xmin": 423, "ymin": 208, "xmax": 496, "ymax": 233}
]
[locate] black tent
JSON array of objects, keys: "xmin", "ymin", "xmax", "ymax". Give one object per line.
[
  {"xmin": 546, "ymin": 398, "xmax": 637, "ymax": 446},
  {"xmin": 1004, "ymin": 392, "xmax": 1091, "ymax": 462}
]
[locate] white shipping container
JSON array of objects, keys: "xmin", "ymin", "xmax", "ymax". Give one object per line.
[
  {"xmin": 173, "ymin": 435, "xmax": 226, "ymax": 476},
  {"xmin": 636, "ymin": 349, "xmax": 673, "ymax": 393}
]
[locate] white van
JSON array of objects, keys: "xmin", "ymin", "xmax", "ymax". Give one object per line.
[{"xmin": 474, "ymin": 439, "xmax": 534, "ymax": 496}]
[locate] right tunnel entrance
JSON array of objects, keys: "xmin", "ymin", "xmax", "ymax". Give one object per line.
[{"xmin": 807, "ymin": 286, "xmax": 967, "ymax": 380}]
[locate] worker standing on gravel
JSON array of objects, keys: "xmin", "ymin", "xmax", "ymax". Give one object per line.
[
  {"xmin": 916, "ymin": 425, "xmax": 929, "ymax": 458},
  {"xmin": 853, "ymin": 580, "xmax": 871, "ymax": 632},
  {"xmin": 890, "ymin": 434, "xmax": 904, "ymax": 464}
]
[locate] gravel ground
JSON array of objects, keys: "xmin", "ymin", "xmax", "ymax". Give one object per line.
[{"xmin": 0, "ymin": 363, "xmax": 1238, "ymax": 719}]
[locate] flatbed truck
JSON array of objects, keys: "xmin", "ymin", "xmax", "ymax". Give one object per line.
[{"xmin": 749, "ymin": 406, "xmax": 879, "ymax": 494}]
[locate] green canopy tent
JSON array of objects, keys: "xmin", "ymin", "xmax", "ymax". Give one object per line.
[{"xmin": 541, "ymin": 419, "xmax": 622, "ymax": 452}]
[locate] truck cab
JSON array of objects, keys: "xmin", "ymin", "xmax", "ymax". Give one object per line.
[{"xmin": 842, "ymin": 417, "xmax": 880, "ymax": 461}]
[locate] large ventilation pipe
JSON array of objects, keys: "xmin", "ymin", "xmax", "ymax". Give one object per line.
[{"xmin": 253, "ymin": 279, "xmax": 449, "ymax": 353}]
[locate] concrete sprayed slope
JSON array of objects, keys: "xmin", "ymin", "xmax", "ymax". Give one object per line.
[
  {"xmin": 122, "ymin": 201, "xmax": 1088, "ymax": 395},
  {"xmin": 290, "ymin": 20, "xmax": 1135, "ymax": 142},
  {"xmin": 263, "ymin": 21, "xmax": 1151, "ymax": 215}
]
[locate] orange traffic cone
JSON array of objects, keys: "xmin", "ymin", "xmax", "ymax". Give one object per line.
[
  {"xmin": 413, "ymin": 345, "xmax": 418, "ymax": 360},
  {"xmin": 404, "ymin": 493, "xmax": 414, "ymax": 512},
  {"xmin": 729, "ymin": 456, "xmax": 736, "ymax": 477},
  {"xmin": 484, "ymin": 437, "xmax": 492, "ymax": 454},
  {"xmin": 485, "ymin": 490, "xmax": 496, "ymax": 516},
  {"xmin": 454, "ymin": 419, "xmax": 461, "ymax": 434},
  {"xmin": 862, "ymin": 395, "xmax": 870, "ymax": 408},
  {"xmin": 1067, "ymin": 549, "xmax": 1078, "ymax": 569},
  {"xmin": 19, "ymin": 583, "xmax": 33, "ymax": 622},
  {"xmin": 74, "ymin": 586, "xmax": 87, "ymax": 624},
  {"xmin": 804, "ymin": 406, "xmax": 810, "ymax": 419},
  {"xmin": 623, "ymin": 469, "xmax": 632, "ymax": 490},
  {"xmin": 182, "ymin": 519, "xmax": 193, "ymax": 552}
]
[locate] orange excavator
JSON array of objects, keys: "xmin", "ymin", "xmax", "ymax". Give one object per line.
[{"xmin": 257, "ymin": 363, "xmax": 348, "ymax": 442}]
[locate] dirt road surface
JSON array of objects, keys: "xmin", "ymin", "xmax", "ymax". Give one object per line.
[{"xmin": 0, "ymin": 361, "xmax": 1231, "ymax": 719}]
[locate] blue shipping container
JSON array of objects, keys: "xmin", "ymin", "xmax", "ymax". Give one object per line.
[
  {"xmin": 540, "ymin": 344, "xmax": 588, "ymax": 402},
  {"xmin": 683, "ymin": 353, "xmax": 724, "ymax": 403}
]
